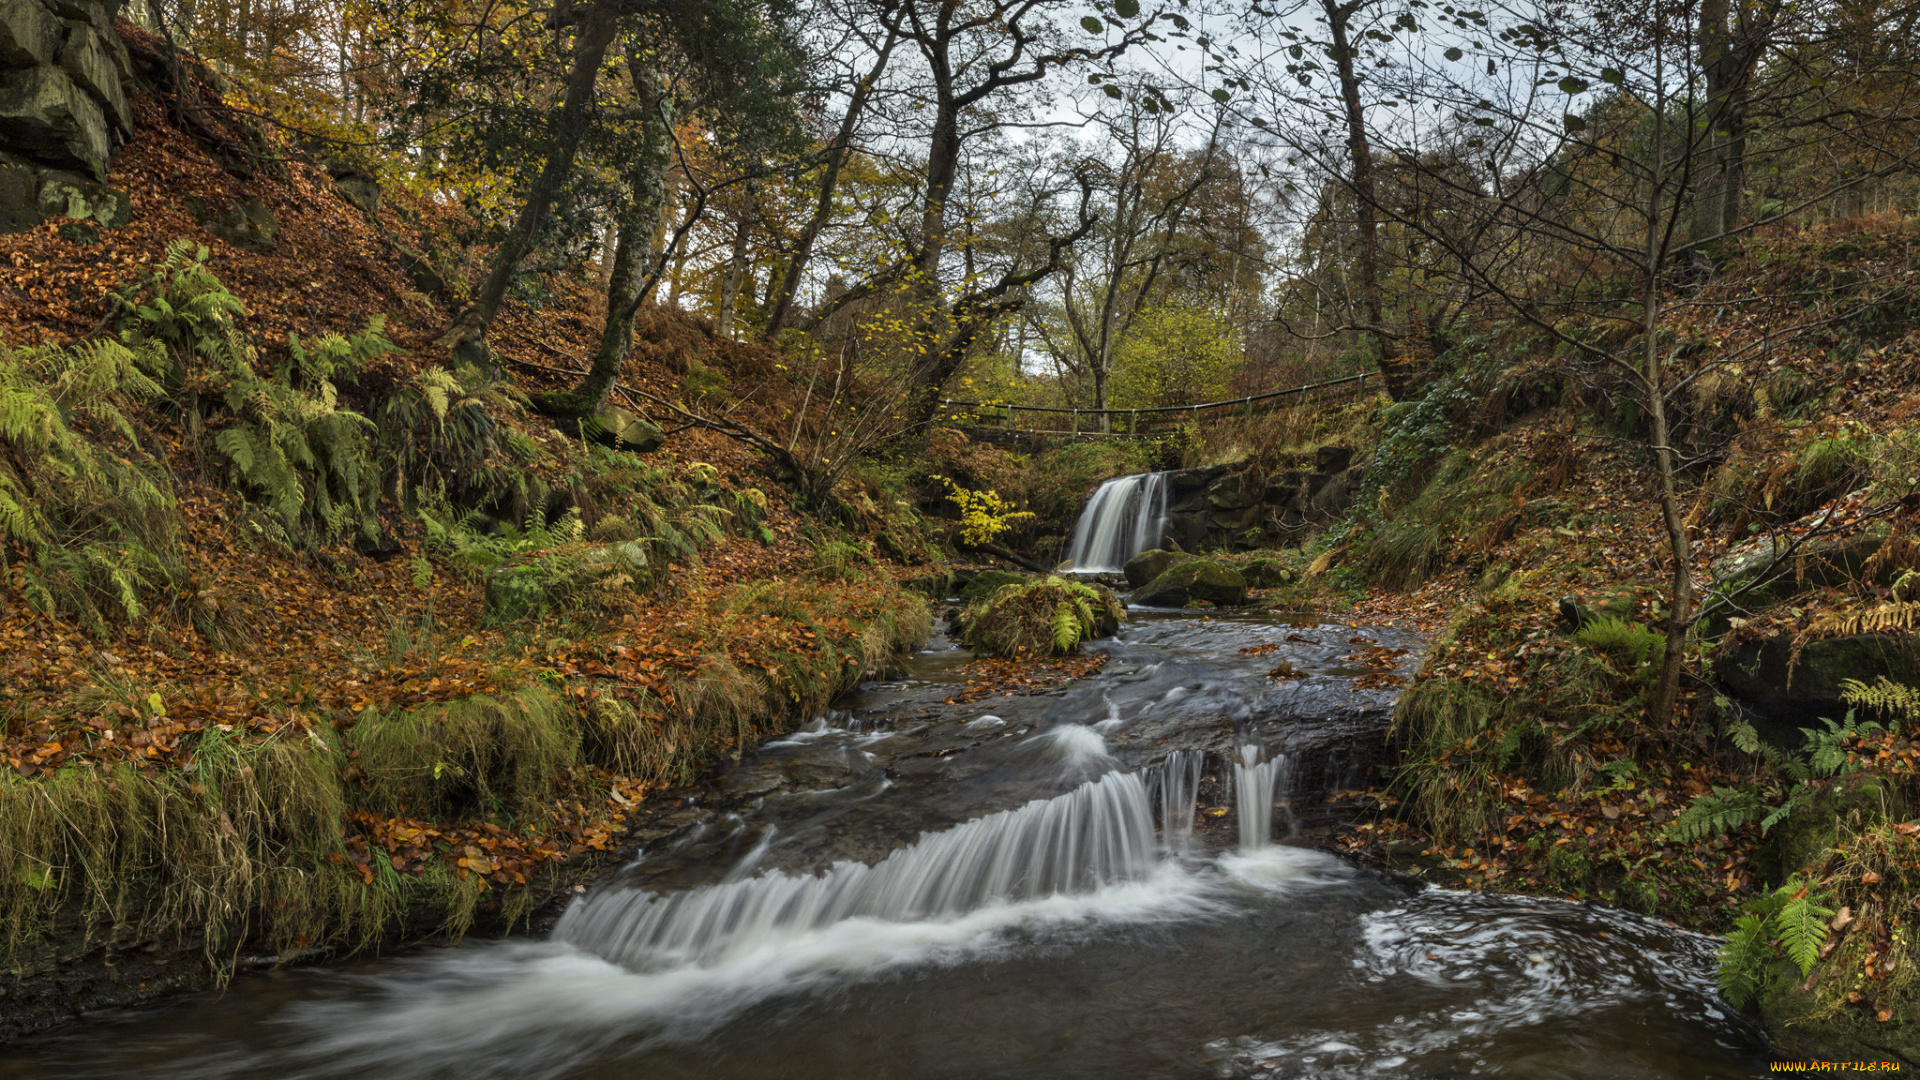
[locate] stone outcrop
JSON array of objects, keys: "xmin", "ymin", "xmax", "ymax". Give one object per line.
[
  {"xmin": 1158, "ymin": 447, "xmax": 1369, "ymax": 554},
  {"xmin": 0, "ymin": 0, "xmax": 135, "ymax": 232}
]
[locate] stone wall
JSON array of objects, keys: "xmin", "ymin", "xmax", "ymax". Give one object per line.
[
  {"xmin": 1162, "ymin": 444, "xmax": 1367, "ymax": 553},
  {"xmin": 0, "ymin": 0, "xmax": 135, "ymax": 233}
]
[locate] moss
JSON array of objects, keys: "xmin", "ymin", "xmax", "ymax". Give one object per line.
[
  {"xmin": 958, "ymin": 569, "xmax": 1028, "ymax": 605},
  {"xmin": 1132, "ymin": 559, "xmax": 1247, "ymax": 608}
]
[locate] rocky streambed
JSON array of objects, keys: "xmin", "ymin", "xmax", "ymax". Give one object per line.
[{"xmin": 0, "ymin": 607, "xmax": 1777, "ymax": 1079}]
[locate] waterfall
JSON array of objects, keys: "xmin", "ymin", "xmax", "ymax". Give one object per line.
[
  {"xmin": 1064, "ymin": 472, "xmax": 1169, "ymax": 574},
  {"xmin": 556, "ymin": 771, "xmax": 1157, "ymax": 971},
  {"xmin": 1153, "ymin": 750, "xmax": 1205, "ymax": 854},
  {"xmin": 1234, "ymin": 745, "xmax": 1292, "ymax": 852}
]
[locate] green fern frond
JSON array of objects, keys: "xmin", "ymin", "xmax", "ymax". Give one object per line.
[
  {"xmin": 1051, "ymin": 601, "xmax": 1081, "ymax": 654},
  {"xmin": 1774, "ymin": 884, "xmax": 1834, "ymax": 976},
  {"xmin": 1664, "ymin": 786, "xmax": 1764, "ymax": 842},
  {"xmin": 1718, "ymin": 913, "xmax": 1772, "ymax": 1009}
]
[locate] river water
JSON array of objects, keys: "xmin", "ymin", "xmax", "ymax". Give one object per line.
[{"xmin": 0, "ymin": 610, "xmax": 1775, "ymax": 1079}]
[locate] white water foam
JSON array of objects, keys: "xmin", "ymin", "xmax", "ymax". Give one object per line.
[{"xmin": 1234, "ymin": 745, "xmax": 1292, "ymax": 852}]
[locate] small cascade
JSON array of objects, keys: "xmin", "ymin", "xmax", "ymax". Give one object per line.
[
  {"xmin": 1233, "ymin": 745, "xmax": 1293, "ymax": 852},
  {"xmin": 555, "ymin": 771, "xmax": 1157, "ymax": 971},
  {"xmin": 1064, "ymin": 472, "xmax": 1170, "ymax": 574},
  {"xmin": 1153, "ymin": 750, "xmax": 1205, "ymax": 854}
]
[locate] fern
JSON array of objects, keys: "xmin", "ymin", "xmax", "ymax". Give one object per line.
[
  {"xmin": 1718, "ymin": 913, "xmax": 1772, "ymax": 1008},
  {"xmin": 1051, "ymin": 601, "xmax": 1082, "ymax": 653},
  {"xmin": 1665, "ymin": 786, "xmax": 1765, "ymax": 842},
  {"xmin": 1774, "ymin": 882, "xmax": 1835, "ymax": 976},
  {"xmin": 1840, "ymin": 676, "xmax": 1920, "ymax": 724},
  {"xmin": 1800, "ymin": 710, "xmax": 1884, "ymax": 778}
]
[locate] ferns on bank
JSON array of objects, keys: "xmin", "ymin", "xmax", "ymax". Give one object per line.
[
  {"xmin": 123, "ymin": 241, "xmax": 384, "ymax": 546},
  {"xmin": 0, "ymin": 335, "xmax": 182, "ymax": 635}
]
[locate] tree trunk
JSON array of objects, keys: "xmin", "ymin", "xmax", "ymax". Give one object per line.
[
  {"xmin": 438, "ymin": 0, "xmax": 620, "ymax": 370},
  {"xmin": 553, "ymin": 58, "xmax": 675, "ymax": 415},
  {"xmin": 717, "ymin": 213, "xmax": 751, "ymax": 337},
  {"xmin": 1645, "ymin": 285, "xmax": 1692, "ymax": 726},
  {"xmin": 1325, "ymin": 0, "xmax": 1398, "ymax": 399}
]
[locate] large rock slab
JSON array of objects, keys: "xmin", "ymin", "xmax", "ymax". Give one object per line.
[
  {"xmin": 1132, "ymin": 558, "xmax": 1247, "ymax": 608},
  {"xmin": 57, "ymin": 21, "xmax": 130, "ymax": 136},
  {"xmin": 1717, "ymin": 630, "xmax": 1920, "ymax": 720},
  {"xmin": 1123, "ymin": 548, "xmax": 1192, "ymax": 589},
  {"xmin": 0, "ymin": 65, "xmax": 110, "ymax": 177},
  {"xmin": 0, "ymin": 0, "xmax": 61, "ymax": 67}
]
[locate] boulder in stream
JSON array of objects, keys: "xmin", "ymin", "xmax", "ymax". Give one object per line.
[
  {"xmin": 1123, "ymin": 548, "xmax": 1192, "ymax": 588},
  {"xmin": 1132, "ymin": 558, "xmax": 1247, "ymax": 608}
]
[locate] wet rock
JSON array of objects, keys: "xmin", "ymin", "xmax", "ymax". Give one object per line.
[
  {"xmin": 1206, "ymin": 470, "xmax": 1257, "ymax": 510},
  {"xmin": 1123, "ymin": 548, "xmax": 1191, "ymax": 589},
  {"xmin": 1240, "ymin": 557, "xmax": 1293, "ymax": 589},
  {"xmin": 1132, "ymin": 559, "xmax": 1247, "ymax": 608},
  {"xmin": 1262, "ymin": 471, "xmax": 1305, "ymax": 504}
]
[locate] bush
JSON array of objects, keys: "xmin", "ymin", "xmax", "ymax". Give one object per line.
[{"xmin": 959, "ymin": 577, "xmax": 1125, "ymax": 657}]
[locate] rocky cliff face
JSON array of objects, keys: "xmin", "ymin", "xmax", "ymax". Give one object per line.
[
  {"xmin": 1161, "ymin": 444, "xmax": 1367, "ymax": 553},
  {"xmin": 0, "ymin": 0, "xmax": 135, "ymax": 232}
]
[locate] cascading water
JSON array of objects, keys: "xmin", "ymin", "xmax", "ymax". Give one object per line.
[
  {"xmin": 1234, "ymin": 745, "xmax": 1292, "ymax": 851},
  {"xmin": 1154, "ymin": 749, "xmax": 1204, "ymax": 854},
  {"xmin": 1063, "ymin": 472, "xmax": 1169, "ymax": 574},
  {"xmin": 555, "ymin": 771, "xmax": 1157, "ymax": 971}
]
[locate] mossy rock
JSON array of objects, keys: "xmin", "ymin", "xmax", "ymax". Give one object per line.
[
  {"xmin": 1719, "ymin": 633, "xmax": 1920, "ymax": 719},
  {"xmin": 1756, "ymin": 952, "xmax": 1920, "ymax": 1066},
  {"xmin": 483, "ymin": 542, "xmax": 651, "ymax": 623},
  {"xmin": 1123, "ymin": 548, "xmax": 1192, "ymax": 589},
  {"xmin": 957, "ymin": 569, "xmax": 1028, "ymax": 605},
  {"xmin": 1240, "ymin": 558, "xmax": 1293, "ymax": 589},
  {"xmin": 1758, "ymin": 774, "xmax": 1901, "ymax": 887},
  {"xmin": 1132, "ymin": 559, "xmax": 1247, "ymax": 608},
  {"xmin": 1556, "ymin": 590, "xmax": 1636, "ymax": 633}
]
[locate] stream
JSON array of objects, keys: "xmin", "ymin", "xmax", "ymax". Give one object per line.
[{"xmin": 0, "ymin": 609, "xmax": 1776, "ymax": 1079}]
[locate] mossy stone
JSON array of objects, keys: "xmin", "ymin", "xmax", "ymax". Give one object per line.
[
  {"xmin": 1123, "ymin": 548, "xmax": 1192, "ymax": 589},
  {"xmin": 957, "ymin": 569, "xmax": 1026, "ymax": 605},
  {"xmin": 1132, "ymin": 559, "xmax": 1247, "ymax": 608},
  {"xmin": 1241, "ymin": 558, "xmax": 1292, "ymax": 589}
]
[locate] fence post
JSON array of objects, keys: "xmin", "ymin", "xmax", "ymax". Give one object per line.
[{"xmin": 1070, "ymin": 408, "xmax": 1078, "ymax": 436}]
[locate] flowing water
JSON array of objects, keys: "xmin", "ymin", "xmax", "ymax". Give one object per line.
[
  {"xmin": 0, "ymin": 610, "xmax": 1776, "ymax": 1079},
  {"xmin": 1063, "ymin": 471, "xmax": 1169, "ymax": 573}
]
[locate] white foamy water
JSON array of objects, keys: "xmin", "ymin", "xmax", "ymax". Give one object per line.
[{"xmin": 1234, "ymin": 745, "xmax": 1293, "ymax": 852}]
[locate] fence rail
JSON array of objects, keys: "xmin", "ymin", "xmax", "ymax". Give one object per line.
[{"xmin": 934, "ymin": 371, "xmax": 1384, "ymax": 439}]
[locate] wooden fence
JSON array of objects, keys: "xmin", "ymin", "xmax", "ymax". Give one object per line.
[{"xmin": 933, "ymin": 371, "xmax": 1385, "ymax": 440}]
